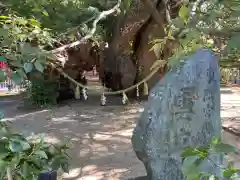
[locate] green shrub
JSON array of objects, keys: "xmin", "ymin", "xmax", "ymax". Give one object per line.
[
  {"xmin": 0, "ymin": 112, "xmax": 70, "ymax": 180},
  {"xmin": 25, "ymin": 77, "xmax": 58, "ymax": 108}
]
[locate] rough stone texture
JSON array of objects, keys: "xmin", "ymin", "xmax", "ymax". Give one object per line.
[
  {"xmin": 131, "ymin": 49, "xmax": 223, "ymax": 179},
  {"xmin": 128, "ymin": 176, "xmax": 149, "ymax": 180}
]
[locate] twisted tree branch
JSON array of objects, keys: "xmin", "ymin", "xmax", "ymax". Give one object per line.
[
  {"xmin": 140, "ymin": 0, "xmax": 165, "ymax": 30},
  {"xmin": 50, "ymin": 0, "xmax": 122, "ymax": 54}
]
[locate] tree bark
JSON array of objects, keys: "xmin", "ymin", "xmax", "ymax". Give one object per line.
[
  {"xmin": 101, "ymin": 0, "xmax": 181, "ymax": 94},
  {"xmin": 133, "ymin": 0, "xmax": 167, "ymax": 91},
  {"xmin": 102, "ymin": 11, "xmax": 127, "ymax": 91}
]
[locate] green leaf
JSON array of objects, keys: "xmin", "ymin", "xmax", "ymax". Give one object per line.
[
  {"xmin": 9, "ymin": 60, "xmax": 22, "ymax": 68},
  {"xmin": 150, "ymin": 39, "xmax": 165, "ymax": 59},
  {"xmin": 37, "ymin": 53, "xmax": 47, "ymax": 64},
  {"xmin": 193, "ymin": 173, "xmax": 212, "ymax": 180},
  {"xmin": 21, "ymin": 43, "xmax": 39, "ymax": 55},
  {"xmin": 122, "ymin": 0, "xmax": 132, "ymax": 11},
  {"xmin": 181, "ymin": 148, "xmax": 200, "ymax": 158},
  {"xmin": 61, "ymin": 163, "xmax": 69, "ymax": 173},
  {"xmin": 60, "ymin": 159, "xmax": 69, "ymax": 173},
  {"xmin": 0, "ymin": 126, "xmax": 9, "ymax": 136},
  {"xmin": 21, "ymin": 161, "xmax": 29, "ymax": 178},
  {"xmin": 9, "ymin": 140, "xmax": 23, "ymax": 152},
  {"xmin": 223, "ymin": 167, "xmax": 239, "ymax": 179},
  {"xmin": 211, "ymin": 137, "xmax": 221, "ymax": 145},
  {"xmin": 51, "ymin": 157, "xmax": 62, "ymax": 170},
  {"xmin": 16, "ymin": 18, "xmax": 28, "ymax": 25},
  {"xmin": 48, "ymin": 145, "xmax": 56, "ymax": 155},
  {"xmin": 0, "ymin": 69, "xmax": 6, "ymax": 81},
  {"xmin": 0, "ymin": 159, "xmax": 6, "ymax": 168},
  {"xmin": 172, "ymin": 17, "xmax": 185, "ymax": 28},
  {"xmin": 12, "ymin": 26, "xmax": 22, "ymax": 34},
  {"xmin": 32, "ymin": 28, "xmax": 41, "ymax": 34},
  {"xmin": 209, "ymin": 175, "xmax": 219, "ymax": 180},
  {"xmin": 0, "ymin": 56, "xmax": 7, "ymax": 62},
  {"xmin": 0, "ymin": 16, "xmax": 9, "ymax": 19},
  {"xmin": 28, "ymin": 18, "xmax": 41, "ymax": 27},
  {"xmin": 16, "ymin": 69, "xmax": 27, "ymax": 79},
  {"xmin": 11, "ymin": 71, "xmax": 22, "ymax": 85},
  {"xmin": 6, "ymin": 54, "xmax": 18, "ymax": 61},
  {"xmin": 35, "ymin": 150, "xmax": 48, "ymax": 159},
  {"xmin": 17, "ymin": 33, "xmax": 27, "ymax": 41},
  {"xmin": 0, "ymin": 144, "xmax": 9, "ymax": 159},
  {"xmin": 19, "ymin": 140, "xmax": 31, "ymax": 150},
  {"xmin": 179, "ymin": 5, "xmax": 189, "ymax": 24},
  {"xmin": 1, "ymin": 39, "xmax": 13, "ymax": 46},
  {"xmin": 0, "ymin": 28, "xmax": 8, "ymax": 38},
  {"xmin": 168, "ymin": 51, "xmax": 186, "ymax": 67},
  {"xmin": 9, "ymin": 139, "xmax": 30, "ymax": 153},
  {"xmin": 34, "ymin": 60, "xmax": 44, "ymax": 72},
  {"xmin": 42, "ymin": 10, "xmax": 49, "ymax": 16},
  {"xmin": 182, "ymin": 156, "xmax": 201, "ymax": 180},
  {"xmin": 11, "ymin": 153, "xmax": 21, "ymax": 165},
  {"xmin": 212, "ymin": 143, "xmax": 237, "ymax": 153},
  {"xmin": 227, "ymin": 35, "xmax": 240, "ymax": 52},
  {"xmin": 10, "ymin": 134, "xmax": 26, "ymax": 142},
  {"xmin": 23, "ymin": 62, "xmax": 33, "ymax": 73}
]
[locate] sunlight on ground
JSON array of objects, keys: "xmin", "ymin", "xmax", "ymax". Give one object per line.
[
  {"xmin": 62, "ymin": 165, "xmax": 129, "ymax": 180},
  {"xmin": 2, "ymin": 87, "xmax": 240, "ymax": 180},
  {"xmin": 221, "ymin": 88, "xmax": 240, "ymax": 118},
  {"xmin": 27, "ymin": 134, "xmax": 61, "ymax": 144},
  {"xmin": 0, "ymin": 91, "xmax": 20, "ymax": 96},
  {"xmin": 3, "ymin": 109, "xmax": 50, "ymax": 121}
]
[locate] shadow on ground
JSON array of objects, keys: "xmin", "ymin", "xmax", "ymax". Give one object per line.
[
  {"xmin": 2, "ymin": 95, "xmax": 146, "ymax": 180},
  {"xmin": 2, "ymin": 87, "xmax": 240, "ymax": 179}
]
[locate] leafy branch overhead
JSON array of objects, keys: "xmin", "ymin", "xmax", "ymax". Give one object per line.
[
  {"xmin": 0, "ymin": 0, "xmax": 239, "ymax": 84},
  {"xmin": 0, "ymin": 0, "xmax": 122, "ymax": 84},
  {"xmin": 150, "ymin": 0, "xmax": 240, "ymax": 68}
]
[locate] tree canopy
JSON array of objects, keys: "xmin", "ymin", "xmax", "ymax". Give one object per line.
[{"xmin": 0, "ymin": 0, "xmax": 239, "ymax": 84}]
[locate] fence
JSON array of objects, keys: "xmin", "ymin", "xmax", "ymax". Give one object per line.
[
  {"xmin": 0, "ymin": 62, "xmax": 26, "ymax": 92},
  {"xmin": 0, "ymin": 79, "xmax": 27, "ymax": 92},
  {"xmin": 221, "ymin": 67, "xmax": 240, "ymax": 85}
]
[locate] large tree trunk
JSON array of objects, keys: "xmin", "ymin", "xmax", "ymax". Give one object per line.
[
  {"xmin": 103, "ymin": 11, "xmax": 127, "ymax": 90},
  {"xmin": 101, "ymin": 0, "xmax": 181, "ymax": 95},
  {"xmin": 101, "ymin": 1, "xmax": 149, "ymax": 93},
  {"xmin": 134, "ymin": 0, "xmax": 167, "ymax": 90}
]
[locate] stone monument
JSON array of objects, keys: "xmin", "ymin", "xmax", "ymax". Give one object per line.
[{"xmin": 131, "ymin": 48, "xmax": 222, "ymax": 179}]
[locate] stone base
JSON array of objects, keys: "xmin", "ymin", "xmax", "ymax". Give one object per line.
[{"xmin": 127, "ymin": 176, "xmax": 148, "ymax": 180}]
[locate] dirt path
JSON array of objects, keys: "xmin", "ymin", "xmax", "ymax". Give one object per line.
[
  {"xmin": 1, "ymin": 87, "xmax": 240, "ymax": 180},
  {"xmin": 2, "ymin": 95, "xmax": 146, "ymax": 180}
]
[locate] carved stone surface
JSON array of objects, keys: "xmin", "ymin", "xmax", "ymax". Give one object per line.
[{"xmin": 131, "ymin": 49, "xmax": 223, "ymax": 179}]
